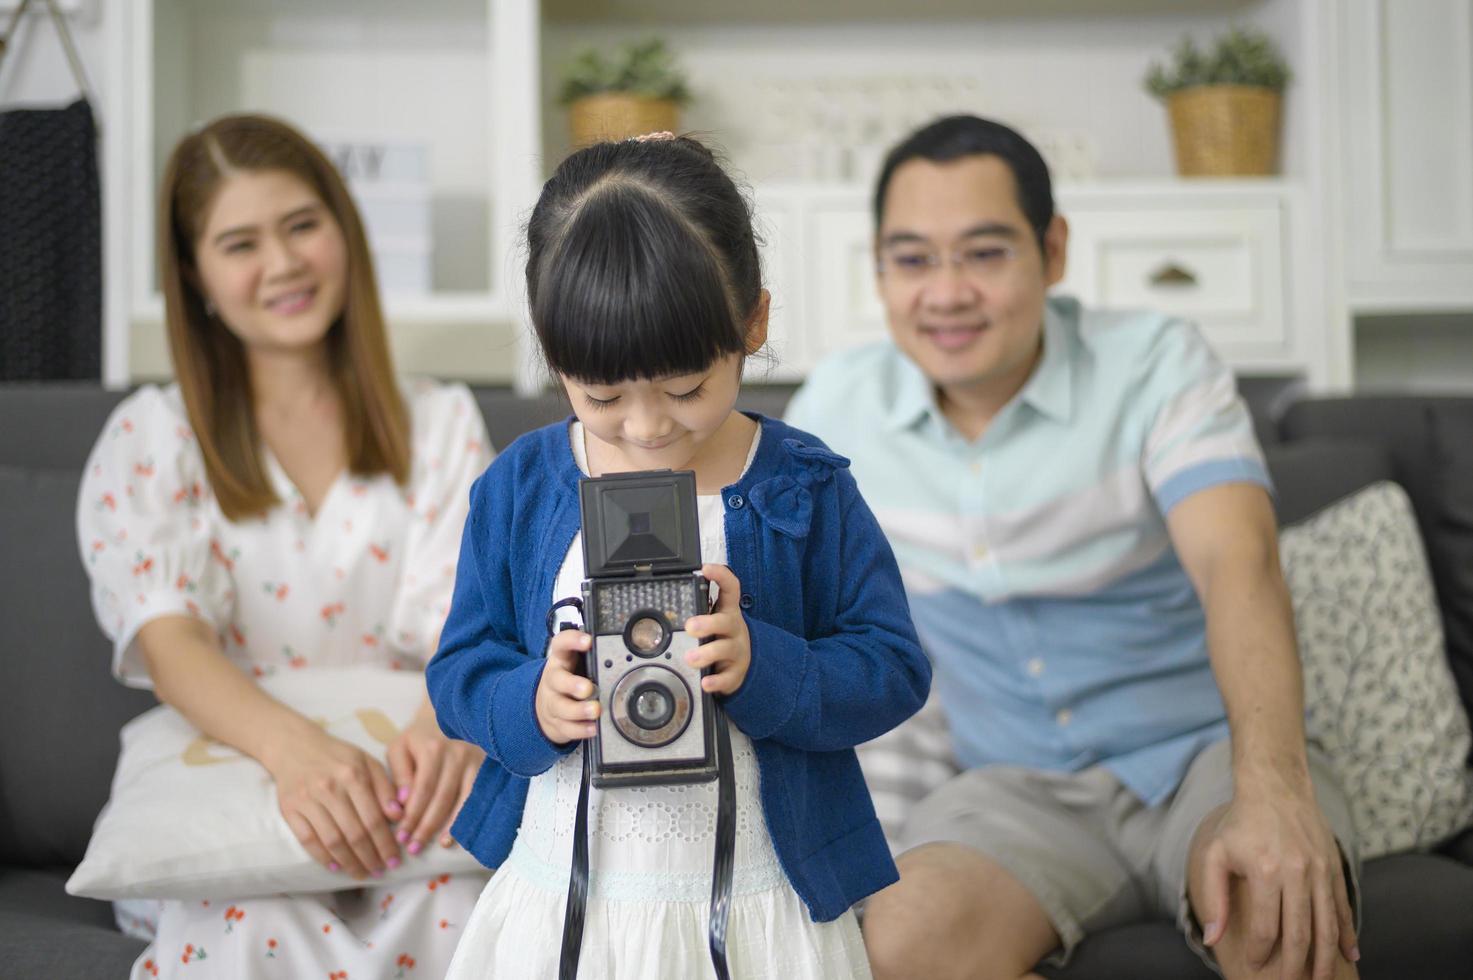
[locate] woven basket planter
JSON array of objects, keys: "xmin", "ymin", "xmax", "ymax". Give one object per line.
[
  {"xmin": 568, "ymin": 94, "xmax": 679, "ymax": 147},
  {"xmin": 1166, "ymin": 84, "xmax": 1282, "ymax": 176}
]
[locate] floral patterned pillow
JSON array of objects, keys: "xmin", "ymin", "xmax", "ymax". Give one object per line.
[
  {"xmin": 1281, "ymin": 481, "xmax": 1473, "ymax": 859},
  {"xmin": 67, "ymin": 667, "xmax": 485, "ymax": 900}
]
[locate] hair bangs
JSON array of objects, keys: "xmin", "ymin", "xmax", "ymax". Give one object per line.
[{"xmin": 533, "ymin": 183, "xmax": 747, "ymax": 385}]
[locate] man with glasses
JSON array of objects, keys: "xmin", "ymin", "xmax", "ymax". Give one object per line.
[{"xmin": 785, "ymin": 115, "xmax": 1361, "ymax": 980}]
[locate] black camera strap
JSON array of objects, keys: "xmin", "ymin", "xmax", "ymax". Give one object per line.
[
  {"xmin": 557, "ymin": 744, "xmax": 593, "ymax": 980},
  {"xmin": 556, "ymin": 710, "xmax": 737, "ymax": 980},
  {"xmin": 708, "ymin": 700, "xmax": 737, "ymax": 979}
]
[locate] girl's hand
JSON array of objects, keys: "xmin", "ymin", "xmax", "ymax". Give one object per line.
[
  {"xmin": 684, "ymin": 563, "xmax": 752, "ymax": 695},
  {"xmin": 536, "ymin": 628, "xmax": 600, "ymax": 744},
  {"xmin": 264, "ymin": 722, "xmax": 403, "ymax": 880},
  {"xmin": 386, "ymin": 706, "xmax": 484, "ymax": 854}
]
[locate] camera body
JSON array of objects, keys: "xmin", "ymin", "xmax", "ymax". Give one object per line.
[{"xmin": 579, "ymin": 469, "xmax": 717, "ymax": 788}]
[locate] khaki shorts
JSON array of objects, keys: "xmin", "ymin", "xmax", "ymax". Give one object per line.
[{"xmin": 899, "ymin": 738, "xmax": 1362, "ymax": 972}]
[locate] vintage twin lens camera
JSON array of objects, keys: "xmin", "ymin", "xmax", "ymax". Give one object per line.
[{"xmin": 578, "ymin": 469, "xmax": 717, "ymax": 788}]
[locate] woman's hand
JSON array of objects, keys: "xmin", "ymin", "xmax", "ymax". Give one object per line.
[
  {"xmin": 263, "ymin": 721, "xmax": 404, "ymax": 880},
  {"xmin": 536, "ymin": 628, "xmax": 599, "ymax": 744},
  {"xmin": 387, "ymin": 705, "xmax": 485, "ymax": 854},
  {"xmin": 684, "ymin": 563, "xmax": 752, "ymax": 695}
]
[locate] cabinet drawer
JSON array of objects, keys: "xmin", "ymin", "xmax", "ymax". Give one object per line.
[{"xmin": 1058, "ymin": 206, "xmax": 1286, "ymax": 350}]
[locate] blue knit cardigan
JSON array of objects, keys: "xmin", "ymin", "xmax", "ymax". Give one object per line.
[{"xmin": 427, "ymin": 414, "xmax": 931, "ymax": 921}]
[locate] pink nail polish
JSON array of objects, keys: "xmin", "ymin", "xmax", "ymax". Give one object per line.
[
  {"xmin": 387, "ymin": 856, "xmax": 401, "ymax": 869},
  {"xmin": 396, "ymin": 829, "xmax": 409, "ymax": 844},
  {"xmin": 408, "ymin": 840, "xmax": 423, "ymax": 855},
  {"xmin": 371, "ymin": 868, "xmax": 383, "ymax": 879},
  {"xmin": 328, "ymin": 862, "xmax": 340, "ymax": 872},
  {"xmin": 1351, "ymin": 947, "xmax": 1361, "ymax": 962},
  {"xmin": 397, "ymin": 785, "xmax": 411, "ymax": 804}
]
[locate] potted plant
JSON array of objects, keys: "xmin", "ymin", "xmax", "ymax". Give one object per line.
[
  {"xmin": 1145, "ymin": 26, "xmax": 1291, "ymax": 176},
  {"xmin": 559, "ymin": 38, "xmax": 692, "ymax": 147}
]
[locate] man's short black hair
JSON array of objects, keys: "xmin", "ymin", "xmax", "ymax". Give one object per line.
[{"xmin": 873, "ymin": 115, "xmax": 1054, "ymax": 249}]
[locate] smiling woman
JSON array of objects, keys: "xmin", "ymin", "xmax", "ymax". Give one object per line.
[
  {"xmin": 158, "ymin": 114, "xmax": 406, "ymax": 521},
  {"xmin": 75, "ymin": 114, "xmax": 495, "ymax": 980}
]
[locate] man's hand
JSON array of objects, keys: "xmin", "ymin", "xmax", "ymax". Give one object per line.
[{"xmin": 1194, "ymin": 778, "xmax": 1359, "ymax": 980}]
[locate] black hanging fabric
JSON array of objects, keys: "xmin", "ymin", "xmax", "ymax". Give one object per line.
[{"xmin": 0, "ymin": 0, "xmax": 102, "ymax": 381}]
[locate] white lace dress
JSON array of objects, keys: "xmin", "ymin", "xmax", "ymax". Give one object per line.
[
  {"xmin": 445, "ymin": 424, "xmax": 872, "ymax": 979},
  {"xmin": 77, "ymin": 380, "xmax": 494, "ymax": 980}
]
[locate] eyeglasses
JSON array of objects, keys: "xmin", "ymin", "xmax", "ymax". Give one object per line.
[{"xmin": 879, "ymin": 243, "xmax": 1020, "ymax": 284}]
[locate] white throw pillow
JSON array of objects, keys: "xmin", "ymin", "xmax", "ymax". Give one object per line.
[
  {"xmin": 67, "ymin": 667, "xmax": 487, "ymax": 900},
  {"xmin": 1281, "ymin": 481, "xmax": 1473, "ymax": 859}
]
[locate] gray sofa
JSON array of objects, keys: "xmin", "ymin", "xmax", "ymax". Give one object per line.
[{"xmin": 1, "ymin": 383, "xmax": 1470, "ymax": 979}]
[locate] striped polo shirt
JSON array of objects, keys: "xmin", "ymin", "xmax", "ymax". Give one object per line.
[{"xmin": 785, "ymin": 296, "xmax": 1271, "ymax": 805}]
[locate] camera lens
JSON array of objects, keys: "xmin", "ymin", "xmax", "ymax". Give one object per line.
[
  {"xmin": 622, "ymin": 610, "xmax": 671, "ymax": 658},
  {"xmin": 629, "ymin": 682, "xmax": 674, "ymax": 730},
  {"xmin": 609, "ymin": 665, "xmax": 691, "ymax": 748},
  {"xmin": 629, "ymin": 617, "xmax": 664, "ymax": 653}
]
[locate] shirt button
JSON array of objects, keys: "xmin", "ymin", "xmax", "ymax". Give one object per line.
[
  {"xmin": 1056, "ymin": 708, "xmax": 1073, "ymax": 727},
  {"xmin": 1027, "ymin": 658, "xmax": 1045, "ymax": 677},
  {"xmin": 727, "ymin": 494, "xmax": 745, "ymax": 509},
  {"xmin": 739, "ymin": 594, "xmax": 754, "ymax": 610},
  {"xmin": 970, "ymin": 460, "xmax": 983, "ymax": 475},
  {"xmin": 971, "ymin": 543, "xmax": 989, "ymax": 561}
]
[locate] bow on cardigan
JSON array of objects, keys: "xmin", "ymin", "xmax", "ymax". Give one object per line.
[{"xmin": 746, "ymin": 439, "xmax": 850, "ymax": 539}]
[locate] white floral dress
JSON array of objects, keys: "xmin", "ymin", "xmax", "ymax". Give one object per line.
[
  {"xmin": 77, "ymin": 379, "xmax": 494, "ymax": 980},
  {"xmin": 444, "ymin": 423, "xmax": 872, "ymax": 980}
]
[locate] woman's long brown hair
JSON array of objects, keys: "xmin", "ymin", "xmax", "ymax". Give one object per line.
[{"xmin": 158, "ymin": 113, "xmax": 409, "ymax": 521}]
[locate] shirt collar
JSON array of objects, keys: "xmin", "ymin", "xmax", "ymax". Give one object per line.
[
  {"xmin": 883, "ymin": 348, "xmax": 937, "ymax": 432},
  {"xmin": 1017, "ymin": 300, "xmax": 1074, "ymax": 424},
  {"xmin": 881, "ymin": 298, "xmax": 1076, "ymax": 432}
]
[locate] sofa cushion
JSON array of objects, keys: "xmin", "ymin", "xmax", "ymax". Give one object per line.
[
  {"xmin": 1039, "ymin": 920, "xmax": 1215, "ymax": 979},
  {"xmin": 467, "ymin": 384, "xmax": 800, "ymax": 457},
  {"xmin": 469, "ymin": 387, "xmax": 570, "ymax": 455},
  {"xmin": 1262, "ymin": 440, "xmax": 1394, "ymax": 526},
  {"xmin": 1430, "ymin": 403, "xmax": 1473, "ymax": 736},
  {"xmin": 1352, "ymin": 853, "xmax": 1473, "ymax": 978},
  {"xmin": 0, "ymin": 868, "xmax": 145, "ymax": 979},
  {"xmin": 0, "ymin": 384, "xmax": 128, "ymax": 470},
  {"xmin": 1279, "ymin": 481, "xmax": 1473, "ymax": 858},
  {"xmin": 1280, "ymin": 396, "xmax": 1473, "ymax": 728},
  {"xmin": 0, "ymin": 467, "xmax": 156, "ymax": 868},
  {"xmin": 1040, "ymin": 853, "xmax": 1473, "ymax": 980}
]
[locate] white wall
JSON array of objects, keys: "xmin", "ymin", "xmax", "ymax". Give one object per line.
[{"xmin": 0, "ymin": 2, "xmax": 104, "ymax": 104}]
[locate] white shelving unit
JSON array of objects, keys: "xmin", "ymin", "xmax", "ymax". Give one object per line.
[
  {"xmin": 117, "ymin": 0, "xmax": 543, "ymax": 389},
  {"xmin": 753, "ymin": 178, "xmax": 1326, "ymax": 385},
  {"xmin": 103, "ymin": 0, "xmax": 1472, "ymax": 392},
  {"xmin": 1339, "ymin": 0, "xmax": 1473, "ymax": 313}
]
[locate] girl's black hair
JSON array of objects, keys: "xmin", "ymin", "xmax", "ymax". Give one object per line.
[{"xmin": 526, "ymin": 136, "xmax": 762, "ymax": 385}]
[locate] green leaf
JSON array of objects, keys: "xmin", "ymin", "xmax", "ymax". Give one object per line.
[
  {"xmin": 1141, "ymin": 25, "xmax": 1290, "ymax": 99},
  {"xmin": 557, "ymin": 37, "xmax": 691, "ymax": 106}
]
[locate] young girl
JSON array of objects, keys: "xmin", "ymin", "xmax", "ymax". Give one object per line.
[
  {"xmin": 427, "ymin": 134, "xmax": 932, "ymax": 978},
  {"xmin": 77, "ymin": 114, "xmax": 491, "ymax": 979}
]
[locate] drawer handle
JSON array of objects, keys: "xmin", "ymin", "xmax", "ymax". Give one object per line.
[{"xmin": 1149, "ymin": 262, "xmax": 1198, "ymax": 288}]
